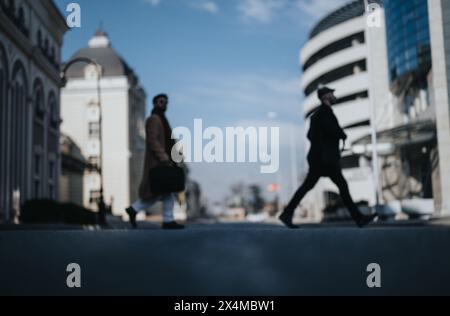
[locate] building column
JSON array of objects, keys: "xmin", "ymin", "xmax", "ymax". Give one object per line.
[{"xmin": 429, "ymin": 0, "xmax": 450, "ymax": 215}]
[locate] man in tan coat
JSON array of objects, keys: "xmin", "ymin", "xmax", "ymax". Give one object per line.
[{"xmin": 126, "ymin": 94, "xmax": 185, "ymax": 230}]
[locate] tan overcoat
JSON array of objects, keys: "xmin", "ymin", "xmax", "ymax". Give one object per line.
[{"xmin": 138, "ymin": 114, "xmax": 171, "ymax": 200}]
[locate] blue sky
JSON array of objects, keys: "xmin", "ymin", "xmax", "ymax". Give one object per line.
[{"xmin": 55, "ymin": 0, "xmax": 348, "ymax": 204}]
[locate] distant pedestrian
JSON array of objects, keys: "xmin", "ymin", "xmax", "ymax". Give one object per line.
[
  {"xmin": 279, "ymin": 87, "xmax": 377, "ymax": 229},
  {"xmin": 126, "ymin": 94, "xmax": 185, "ymax": 230}
]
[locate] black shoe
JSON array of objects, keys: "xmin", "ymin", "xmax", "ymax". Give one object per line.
[
  {"xmin": 279, "ymin": 210, "xmax": 300, "ymax": 229},
  {"xmin": 162, "ymin": 221, "xmax": 185, "ymax": 230},
  {"xmin": 126, "ymin": 207, "xmax": 137, "ymax": 229},
  {"xmin": 355, "ymin": 213, "xmax": 377, "ymax": 228}
]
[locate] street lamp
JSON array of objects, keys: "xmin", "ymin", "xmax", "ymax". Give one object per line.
[
  {"xmin": 60, "ymin": 57, "xmax": 107, "ymax": 226},
  {"xmin": 364, "ymin": 0, "xmax": 383, "ymax": 209}
]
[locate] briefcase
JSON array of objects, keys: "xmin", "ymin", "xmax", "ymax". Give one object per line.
[{"xmin": 150, "ymin": 165, "xmax": 186, "ymax": 195}]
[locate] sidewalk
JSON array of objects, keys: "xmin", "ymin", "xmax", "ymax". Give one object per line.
[
  {"xmin": 2, "ymin": 214, "xmax": 450, "ymax": 231},
  {"xmin": 0, "ymin": 214, "xmax": 127, "ymax": 231}
]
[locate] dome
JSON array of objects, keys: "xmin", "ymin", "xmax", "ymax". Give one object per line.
[{"xmin": 64, "ymin": 29, "xmax": 134, "ymax": 78}]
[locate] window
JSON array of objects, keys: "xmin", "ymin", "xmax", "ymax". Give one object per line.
[
  {"xmin": 88, "ymin": 122, "xmax": 100, "ymax": 138},
  {"xmin": 37, "ymin": 30, "xmax": 42, "ymax": 48},
  {"xmin": 34, "ymin": 80, "xmax": 45, "ymax": 119},
  {"xmin": 33, "ymin": 153, "xmax": 41, "ymax": 198},
  {"xmin": 304, "ymin": 59, "xmax": 367, "ymax": 97},
  {"xmin": 385, "ymin": 0, "xmax": 431, "ymax": 84},
  {"xmin": 10, "ymin": 61, "xmax": 28, "ymax": 206},
  {"xmin": 33, "ymin": 180, "xmax": 40, "ymax": 199},
  {"xmin": 49, "ymin": 161, "xmax": 54, "ymax": 179},
  {"xmin": 17, "ymin": 7, "xmax": 24, "ymax": 24},
  {"xmin": 43, "ymin": 38, "xmax": 48, "ymax": 55},
  {"xmin": 89, "ymin": 190, "xmax": 101, "ymax": 204},
  {"xmin": 32, "ymin": 80, "xmax": 45, "ymax": 198},
  {"xmin": 48, "ymin": 160, "xmax": 56, "ymax": 199},
  {"xmin": 49, "ymin": 47, "xmax": 55, "ymax": 63},
  {"xmin": 88, "ymin": 156, "xmax": 100, "ymax": 167},
  {"xmin": 47, "ymin": 93, "xmax": 59, "ymax": 155},
  {"xmin": 341, "ymin": 155, "xmax": 360, "ymax": 170},
  {"xmin": 303, "ymin": 32, "xmax": 365, "ymax": 71},
  {"xmin": 34, "ymin": 154, "xmax": 40, "ymax": 175},
  {"xmin": 48, "ymin": 184, "xmax": 54, "ymax": 199},
  {"xmin": 48, "ymin": 93, "xmax": 59, "ymax": 128}
]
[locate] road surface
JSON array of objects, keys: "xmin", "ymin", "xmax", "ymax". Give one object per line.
[{"xmin": 1, "ymin": 220, "xmax": 450, "ymax": 295}]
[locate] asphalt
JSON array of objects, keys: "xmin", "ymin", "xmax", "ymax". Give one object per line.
[{"xmin": 1, "ymin": 219, "xmax": 450, "ymax": 296}]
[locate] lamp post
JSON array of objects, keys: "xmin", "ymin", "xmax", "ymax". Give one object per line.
[
  {"xmin": 60, "ymin": 57, "xmax": 107, "ymax": 226},
  {"xmin": 364, "ymin": 0, "xmax": 383, "ymax": 208}
]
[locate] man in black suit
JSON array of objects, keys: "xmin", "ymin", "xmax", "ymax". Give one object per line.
[{"xmin": 279, "ymin": 87, "xmax": 377, "ymax": 229}]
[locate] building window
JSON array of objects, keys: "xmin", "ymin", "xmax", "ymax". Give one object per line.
[
  {"xmin": 48, "ymin": 92, "xmax": 59, "ymax": 128},
  {"xmin": 303, "ymin": 32, "xmax": 365, "ymax": 71},
  {"xmin": 49, "ymin": 161, "xmax": 54, "ymax": 179},
  {"xmin": 37, "ymin": 30, "xmax": 42, "ymax": 48},
  {"xmin": 1, "ymin": 44, "xmax": 9, "ymax": 215},
  {"xmin": 11, "ymin": 61, "xmax": 28, "ymax": 207},
  {"xmin": 34, "ymin": 181, "xmax": 40, "ymax": 199},
  {"xmin": 47, "ymin": 93, "xmax": 59, "ymax": 200},
  {"xmin": 88, "ymin": 122, "xmax": 100, "ymax": 138},
  {"xmin": 34, "ymin": 153, "xmax": 40, "ymax": 175},
  {"xmin": 47, "ymin": 92, "xmax": 59, "ymax": 154},
  {"xmin": 0, "ymin": 56, "xmax": 4, "ymax": 210},
  {"xmin": 48, "ymin": 160, "xmax": 56, "ymax": 200},
  {"xmin": 49, "ymin": 47, "xmax": 55, "ymax": 63},
  {"xmin": 88, "ymin": 157, "xmax": 100, "ymax": 167},
  {"xmin": 33, "ymin": 153, "xmax": 41, "ymax": 198},
  {"xmin": 33, "ymin": 80, "xmax": 45, "ymax": 198},
  {"xmin": 89, "ymin": 190, "xmax": 101, "ymax": 204},
  {"xmin": 304, "ymin": 59, "xmax": 367, "ymax": 97},
  {"xmin": 341, "ymin": 155, "xmax": 361, "ymax": 170},
  {"xmin": 43, "ymin": 38, "xmax": 49, "ymax": 55}
]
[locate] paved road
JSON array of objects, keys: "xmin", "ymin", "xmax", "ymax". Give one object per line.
[{"xmin": 1, "ymin": 221, "xmax": 450, "ymax": 296}]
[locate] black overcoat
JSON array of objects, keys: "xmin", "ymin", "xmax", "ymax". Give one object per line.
[{"xmin": 307, "ymin": 104, "xmax": 347, "ymax": 173}]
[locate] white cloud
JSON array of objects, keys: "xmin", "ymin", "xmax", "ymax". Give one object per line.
[
  {"xmin": 237, "ymin": 0, "xmax": 286, "ymax": 23},
  {"xmin": 144, "ymin": 0, "xmax": 161, "ymax": 6},
  {"xmin": 143, "ymin": 0, "xmax": 350, "ymax": 25},
  {"xmin": 192, "ymin": 1, "xmax": 219, "ymax": 14},
  {"xmin": 296, "ymin": 0, "xmax": 349, "ymax": 21},
  {"xmin": 184, "ymin": 74, "xmax": 301, "ymax": 114},
  {"xmin": 236, "ymin": 0, "xmax": 351, "ymax": 25},
  {"xmin": 143, "ymin": 0, "xmax": 219, "ymax": 14}
]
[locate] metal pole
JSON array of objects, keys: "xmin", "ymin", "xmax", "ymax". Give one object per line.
[
  {"xmin": 96, "ymin": 64, "xmax": 107, "ymax": 225},
  {"xmin": 268, "ymin": 113, "xmax": 285, "ymax": 213},
  {"xmin": 364, "ymin": 0, "xmax": 382, "ymax": 207},
  {"xmin": 289, "ymin": 125, "xmax": 299, "ymax": 197}
]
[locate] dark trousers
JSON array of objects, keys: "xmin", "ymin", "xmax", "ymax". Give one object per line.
[{"xmin": 285, "ymin": 166, "xmax": 362, "ymax": 221}]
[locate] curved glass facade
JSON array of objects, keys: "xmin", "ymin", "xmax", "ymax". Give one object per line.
[{"xmin": 385, "ymin": 0, "xmax": 431, "ymax": 84}]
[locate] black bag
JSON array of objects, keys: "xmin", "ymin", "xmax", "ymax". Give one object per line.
[{"xmin": 150, "ymin": 165, "xmax": 186, "ymax": 195}]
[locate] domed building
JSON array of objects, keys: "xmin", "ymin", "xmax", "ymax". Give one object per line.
[{"xmin": 60, "ymin": 30, "xmax": 146, "ymax": 216}]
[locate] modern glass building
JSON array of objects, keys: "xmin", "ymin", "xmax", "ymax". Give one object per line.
[
  {"xmin": 385, "ymin": 0, "xmax": 432, "ymax": 90},
  {"xmin": 354, "ymin": 0, "xmax": 438, "ymax": 215}
]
